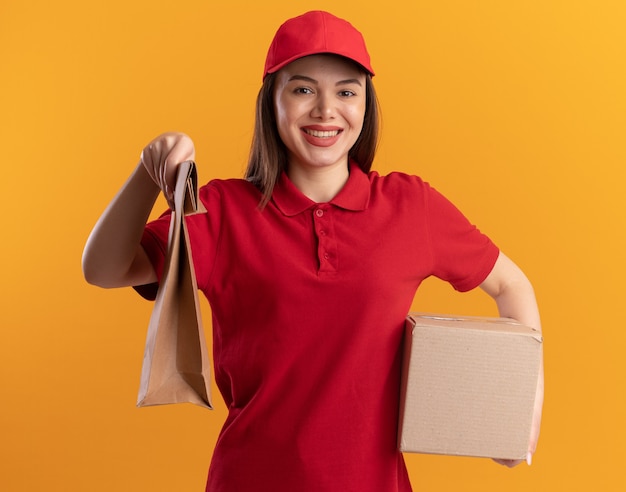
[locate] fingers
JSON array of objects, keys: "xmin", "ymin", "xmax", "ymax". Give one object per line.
[
  {"xmin": 491, "ymin": 449, "xmax": 533, "ymax": 468},
  {"xmin": 492, "ymin": 458, "xmax": 525, "ymax": 468},
  {"xmin": 140, "ymin": 132, "xmax": 196, "ymax": 207},
  {"xmin": 524, "ymin": 364, "xmax": 544, "ymax": 466}
]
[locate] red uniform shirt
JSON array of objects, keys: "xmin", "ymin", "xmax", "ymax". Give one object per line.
[{"xmin": 139, "ymin": 163, "xmax": 499, "ymax": 491}]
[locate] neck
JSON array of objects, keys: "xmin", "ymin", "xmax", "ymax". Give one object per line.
[{"xmin": 287, "ymin": 163, "xmax": 350, "ymax": 203}]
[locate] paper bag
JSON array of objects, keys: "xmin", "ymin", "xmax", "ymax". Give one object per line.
[{"xmin": 137, "ymin": 161, "xmax": 213, "ymax": 409}]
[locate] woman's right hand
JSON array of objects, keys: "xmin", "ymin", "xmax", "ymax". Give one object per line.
[
  {"xmin": 83, "ymin": 132, "xmax": 194, "ymax": 288},
  {"xmin": 140, "ymin": 132, "xmax": 196, "ymax": 208}
]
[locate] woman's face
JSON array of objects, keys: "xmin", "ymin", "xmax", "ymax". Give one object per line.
[{"xmin": 273, "ymin": 54, "xmax": 367, "ymax": 173}]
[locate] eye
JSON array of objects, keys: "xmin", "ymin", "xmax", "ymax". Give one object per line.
[
  {"xmin": 293, "ymin": 87, "xmax": 314, "ymax": 95},
  {"xmin": 338, "ymin": 90, "xmax": 357, "ymax": 97}
]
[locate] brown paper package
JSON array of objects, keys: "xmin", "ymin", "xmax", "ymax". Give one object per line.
[{"xmin": 137, "ymin": 161, "xmax": 213, "ymax": 409}]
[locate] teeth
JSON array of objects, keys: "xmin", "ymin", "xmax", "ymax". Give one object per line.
[{"xmin": 304, "ymin": 129, "xmax": 340, "ymax": 138}]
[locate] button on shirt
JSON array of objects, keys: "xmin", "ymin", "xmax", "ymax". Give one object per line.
[{"xmin": 139, "ymin": 162, "xmax": 499, "ymax": 492}]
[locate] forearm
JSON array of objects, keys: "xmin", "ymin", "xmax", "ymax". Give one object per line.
[
  {"xmin": 498, "ymin": 277, "xmax": 544, "ymax": 466},
  {"xmin": 493, "ymin": 275, "xmax": 542, "ymax": 333},
  {"xmin": 483, "ymin": 252, "xmax": 542, "ymax": 332},
  {"xmin": 82, "ymin": 162, "xmax": 161, "ymax": 288},
  {"xmin": 481, "ymin": 252, "xmax": 544, "ymax": 466}
]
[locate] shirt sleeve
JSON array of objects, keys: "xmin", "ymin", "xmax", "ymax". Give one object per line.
[
  {"xmin": 132, "ymin": 212, "xmax": 171, "ymax": 300},
  {"xmin": 425, "ymin": 184, "xmax": 500, "ymax": 292}
]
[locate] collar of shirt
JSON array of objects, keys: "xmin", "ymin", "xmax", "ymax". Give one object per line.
[{"xmin": 271, "ymin": 161, "xmax": 371, "ymax": 216}]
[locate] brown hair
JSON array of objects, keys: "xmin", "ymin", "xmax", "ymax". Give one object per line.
[{"xmin": 245, "ymin": 72, "xmax": 381, "ymax": 208}]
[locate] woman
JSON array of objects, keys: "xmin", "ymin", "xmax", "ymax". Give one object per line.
[{"xmin": 83, "ymin": 10, "xmax": 543, "ymax": 491}]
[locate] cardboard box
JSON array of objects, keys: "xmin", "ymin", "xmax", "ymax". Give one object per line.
[{"xmin": 398, "ymin": 313, "xmax": 542, "ymax": 460}]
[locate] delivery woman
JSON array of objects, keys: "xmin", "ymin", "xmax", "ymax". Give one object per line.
[{"xmin": 83, "ymin": 10, "xmax": 543, "ymax": 491}]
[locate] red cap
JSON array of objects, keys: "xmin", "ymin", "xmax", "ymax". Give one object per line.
[{"xmin": 263, "ymin": 11, "xmax": 374, "ymax": 80}]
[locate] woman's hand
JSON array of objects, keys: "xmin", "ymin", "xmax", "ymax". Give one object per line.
[
  {"xmin": 82, "ymin": 132, "xmax": 195, "ymax": 288},
  {"xmin": 140, "ymin": 132, "xmax": 195, "ymax": 208}
]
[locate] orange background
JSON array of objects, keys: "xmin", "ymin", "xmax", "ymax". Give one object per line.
[{"xmin": 1, "ymin": 0, "xmax": 625, "ymax": 490}]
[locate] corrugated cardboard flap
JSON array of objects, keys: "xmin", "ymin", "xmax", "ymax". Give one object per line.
[{"xmin": 407, "ymin": 313, "xmax": 543, "ymax": 342}]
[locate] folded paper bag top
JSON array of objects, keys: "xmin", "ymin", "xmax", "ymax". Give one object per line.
[{"xmin": 137, "ymin": 161, "xmax": 213, "ymax": 409}]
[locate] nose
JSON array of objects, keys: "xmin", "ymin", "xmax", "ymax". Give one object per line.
[{"xmin": 311, "ymin": 92, "xmax": 335, "ymax": 120}]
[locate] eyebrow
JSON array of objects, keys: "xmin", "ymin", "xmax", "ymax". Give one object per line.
[{"xmin": 288, "ymin": 75, "xmax": 363, "ymax": 86}]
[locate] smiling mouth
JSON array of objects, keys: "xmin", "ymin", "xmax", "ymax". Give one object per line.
[{"xmin": 303, "ymin": 128, "xmax": 341, "ymax": 138}]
